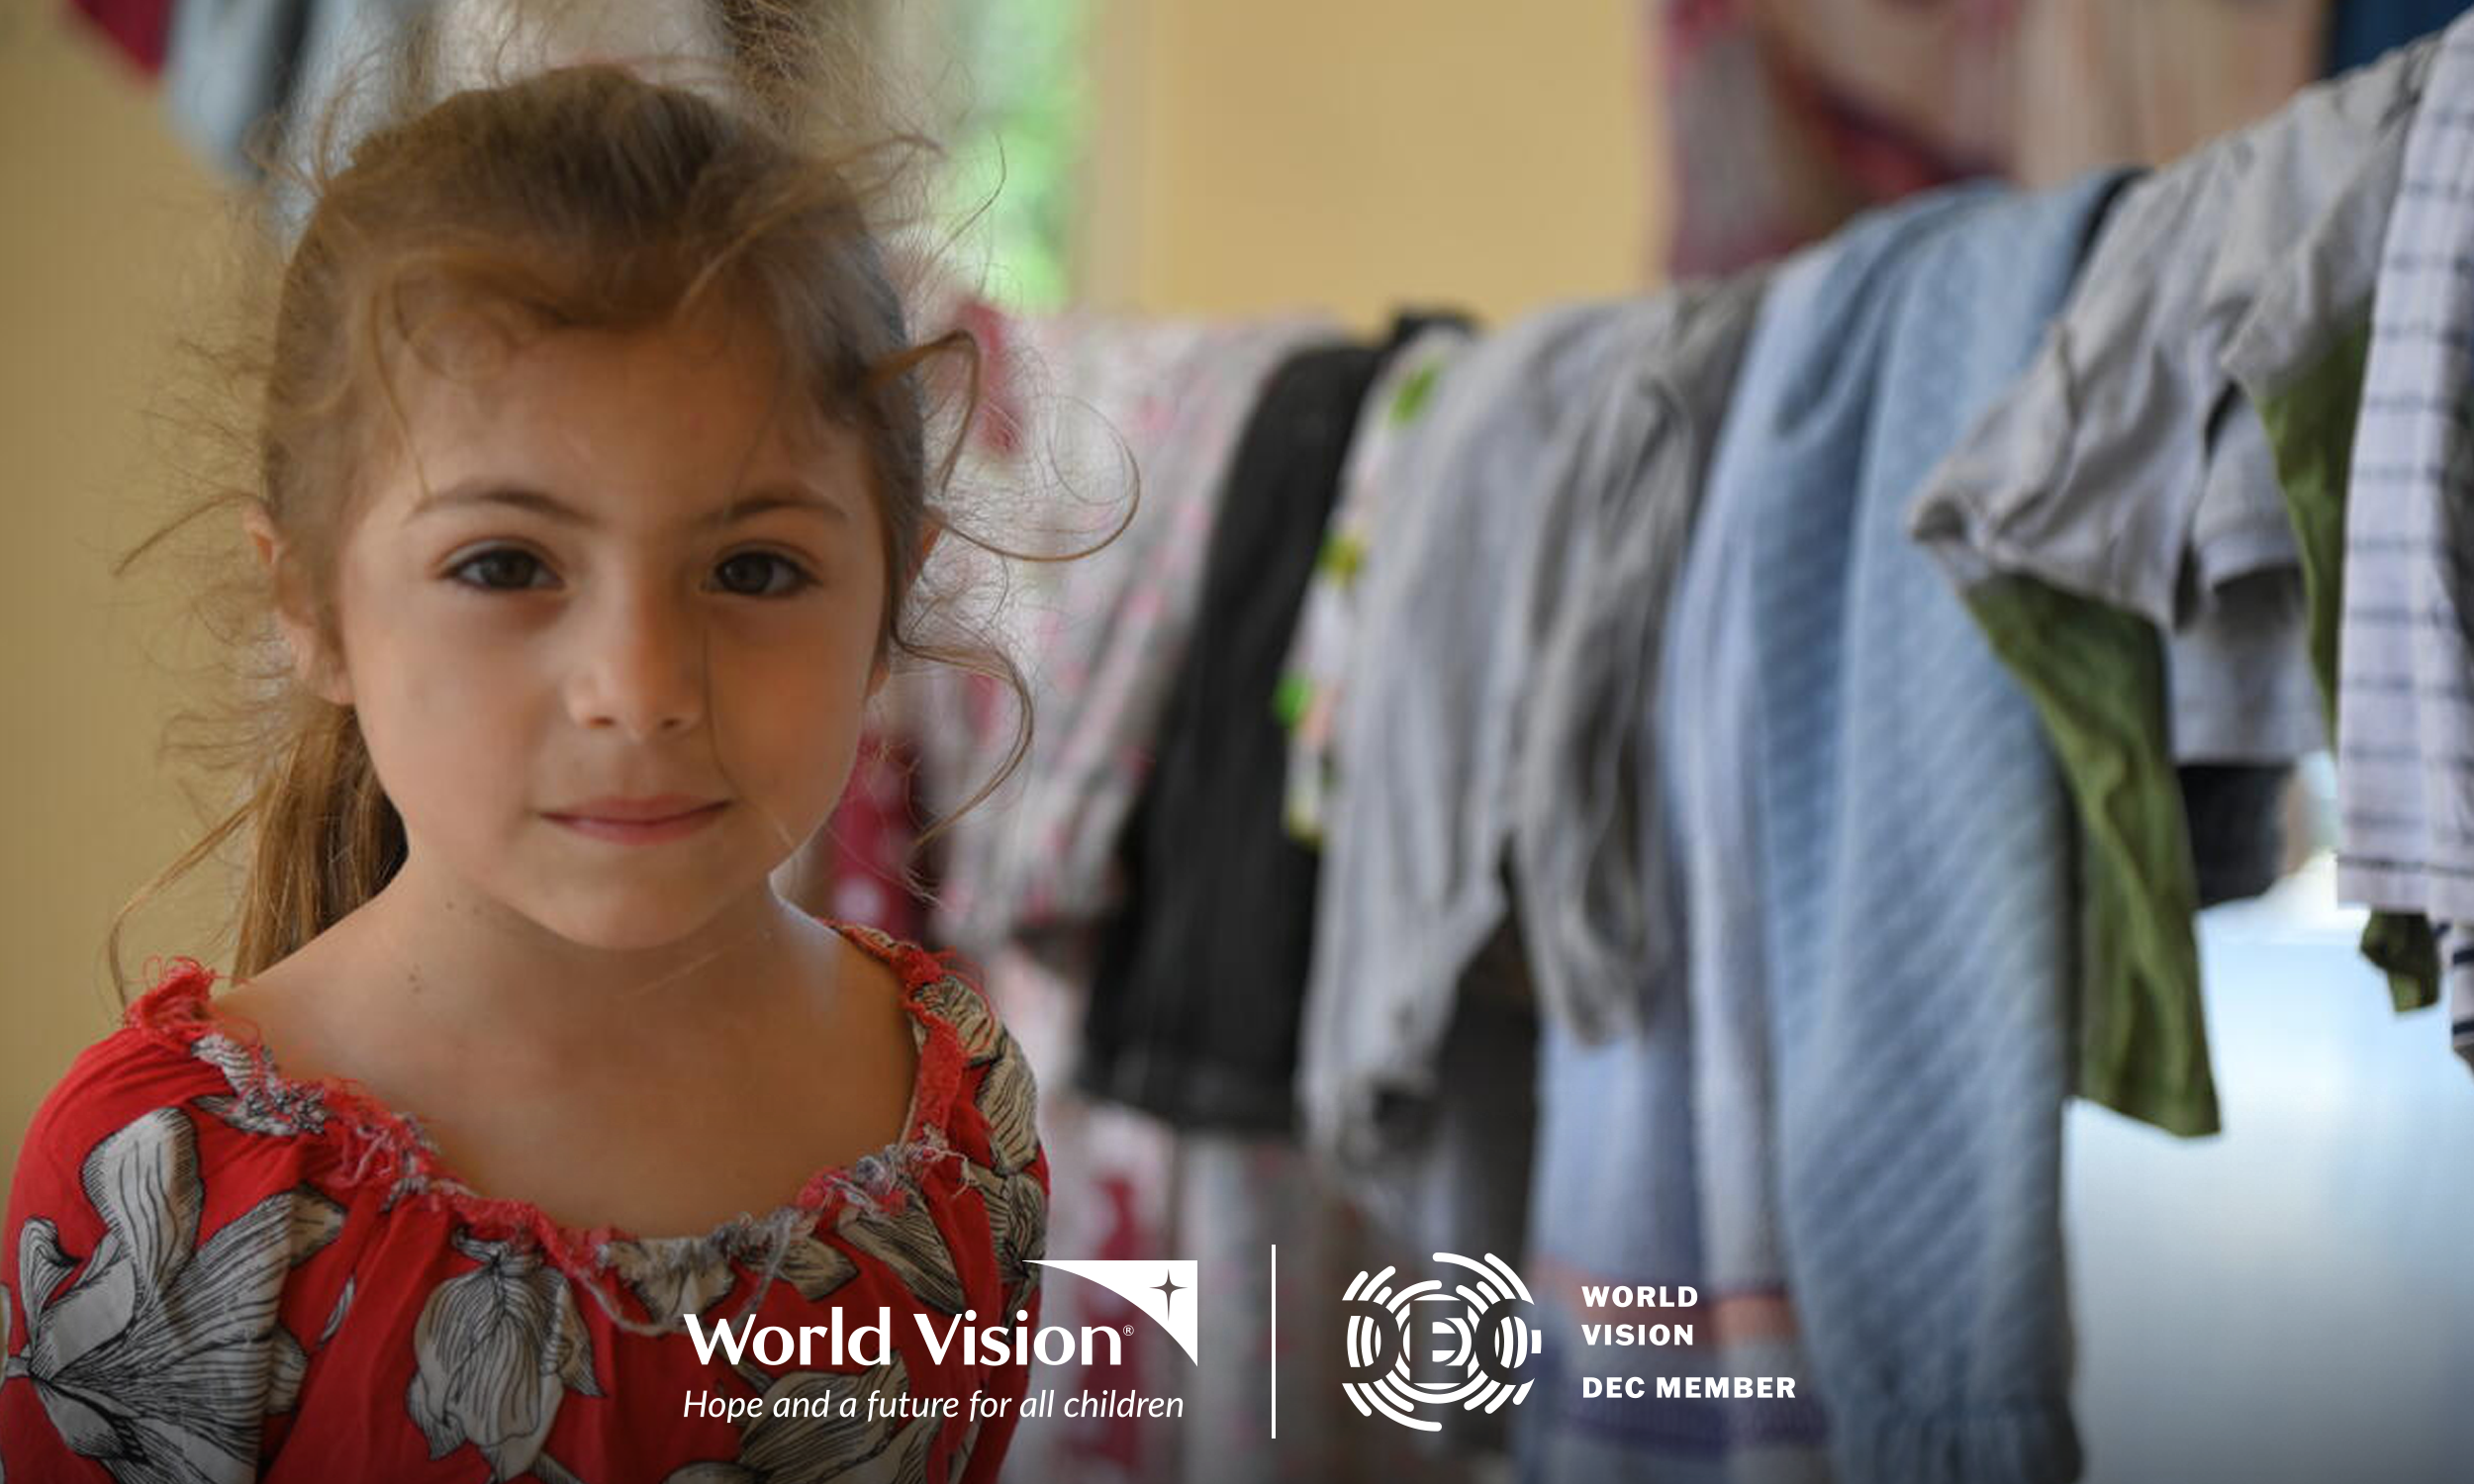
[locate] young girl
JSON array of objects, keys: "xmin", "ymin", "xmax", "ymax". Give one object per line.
[{"xmin": 0, "ymin": 60, "xmax": 1045, "ymax": 1484}]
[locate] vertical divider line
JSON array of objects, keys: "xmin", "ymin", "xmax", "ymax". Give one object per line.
[{"xmin": 1270, "ymin": 1244, "xmax": 1279, "ymax": 1439}]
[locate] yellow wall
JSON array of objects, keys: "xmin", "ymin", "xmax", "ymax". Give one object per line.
[
  {"xmin": 0, "ymin": 0, "xmax": 234, "ymax": 1195},
  {"xmin": 0, "ymin": 0, "xmax": 1651, "ymax": 1196},
  {"xmin": 1080, "ymin": 0, "xmax": 1656, "ymax": 325}
]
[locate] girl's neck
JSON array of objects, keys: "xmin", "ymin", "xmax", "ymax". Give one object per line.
[{"xmin": 306, "ymin": 861, "xmax": 843, "ymax": 1057}]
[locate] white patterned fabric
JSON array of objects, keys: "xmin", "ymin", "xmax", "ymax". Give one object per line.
[
  {"xmin": 1276, "ymin": 324, "xmax": 1474, "ymax": 846},
  {"xmin": 922, "ymin": 315, "xmax": 1333, "ymax": 964},
  {"xmin": 1300, "ymin": 301, "xmax": 1637, "ymax": 1176}
]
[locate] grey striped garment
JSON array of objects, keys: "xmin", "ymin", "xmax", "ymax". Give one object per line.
[
  {"xmin": 1511, "ymin": 275, "xmax": 1766, "ymax": 1046},
  {"xmin": 2339, "ymin": 12, "xmax": 2474, "ymax": 1072}
]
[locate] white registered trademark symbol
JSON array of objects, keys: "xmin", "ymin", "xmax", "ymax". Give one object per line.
[{"xmin": 1122, "ymin": 1325, "xmax": 1136, "ymax": 1336}]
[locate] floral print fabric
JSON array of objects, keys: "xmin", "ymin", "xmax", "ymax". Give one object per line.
[
  {"xmin": 1274, "ymin": 324, "xmax": 1472, "ymax": 848},
  {"xmin": 915, "ymin": 312, "xmax": 1336, "ymax": 965},
  {"xmin": 0, "ymin": 927, "xmax": 1045, "ymax": 1483}
]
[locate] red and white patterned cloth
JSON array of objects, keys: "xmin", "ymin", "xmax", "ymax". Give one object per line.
[{"xmin": 2, "ymin": 930, "xmax": 1044, "ymax": 1483}]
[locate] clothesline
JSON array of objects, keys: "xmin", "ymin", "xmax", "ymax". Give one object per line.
[{"xmin": 816, "ymin": 23, "xmax": 2474, "ymax": 1484}]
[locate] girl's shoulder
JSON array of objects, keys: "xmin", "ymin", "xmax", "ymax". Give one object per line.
[
  {"xmin": 15, "ymin": 958, "xmax": 281, "ymax": 1180},
  {"xmin": 3, "ymin": 960, "xmax": 364, "ymax": 1482},
  {"xmin": 8, "ymin": 959, "xmax": 352, "ymax": 1293},
  {"xmin": 816, "ymin": 923, "xmax": 1045, "ymax": 1209}
]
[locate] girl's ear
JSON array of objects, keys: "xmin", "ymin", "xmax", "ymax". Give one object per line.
[{"xmin": 241, "ymin": 507, "xmax": 354, "ymax": 708}]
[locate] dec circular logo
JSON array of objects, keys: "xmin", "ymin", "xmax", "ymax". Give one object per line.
[{"xmin": 1338, "ymin": 1252, "xmax": 1544, "ymax": 1432}]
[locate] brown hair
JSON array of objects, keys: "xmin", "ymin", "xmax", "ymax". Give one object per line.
[{"xmin": 110, "ymin": 47, "xmax": 1036, "ymax": 995}]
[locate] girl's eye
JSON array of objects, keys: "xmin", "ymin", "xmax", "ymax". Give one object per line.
[
  {"xmin": 711, "ymin": 551, "xmax": 816, "ymax": 599},
  {"xmin": 447, "ymin": 547, "xmax": 554, "ymax": 591}
]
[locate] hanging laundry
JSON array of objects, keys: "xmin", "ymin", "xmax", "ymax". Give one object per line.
[
  {"xmin": 904, "ymin": 318, "xmax": 1386, "ymax": 1484},
  {"xmin": 1523, "ymin": 182, "xmax": 2107, "ymax": 1482},
  {"xmin": 1508, "ymin": 275, "xmax": 1766, "ymax": 1045},
  {"xmin": 1298, "ymin": 301, "xmax": 1639, "ymax": 1181},
  {"xmin": 922, "ymin": 315, "xmax": 1332, "ymax": 965},
  {"xmin": 1278, "ymin": 324, "xmax": 1475, "ymax": 847},
  {"xmin": 1083, "ymin": 332, "xmax": 1391, "ymax": 1133},
  {"xmin": 1300, "ymin": 286, "xmax": 1755, "ymax": 1330},
  {"xmin": 2170, "ymin": 411, "xmax": 2325, "ymax": 770},
  {"xmin": 1522, "ymin": 978, "xmax": 1832, "ymax": 1484},
  {"xmin": 905, "ymin": 317, "xmax": 1209, "ymax": 960},
  {"xmin": 2217, "ymin": 136, "xmax": 2450, "ymax": 1020},
  {"xmin": 1727, "ymin": 175, "xmax": 2115, "ymax": 1484},
  {"xmin": 2330, "ymin": 12, "xmax": 2474, "ymax": 1075},
  {"xmin": 1515, "ymin": 274, "xmax": 1822, "ymax": 1484},
  {"xmin": 1360, "ymin": 916, "xmax": 1540, "ymax": 1462},
  {"xmin": 1648, "ymin": 245, "xmax": 1838, "ymax": 1475},
  {"xmin": 2459, "ymin": 929, "xmax": 2474, "ymax": 1071},
  {"xmin": 1908, "ymin": 36, "xmax": 2442, "ymax": 1134},
  {"xmin": 2180, "ymin": 764, "xmax": 2301, "ymax": 906}
]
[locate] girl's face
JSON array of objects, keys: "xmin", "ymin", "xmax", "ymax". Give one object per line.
[{"xmin": 292, "ymin": 313, "xmax": 892, "ymax": 952}]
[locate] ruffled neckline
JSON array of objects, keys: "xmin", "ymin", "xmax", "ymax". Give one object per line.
[{"xmin": 122, "ymin": 923, "xmax": 974, "ymax": 1305}]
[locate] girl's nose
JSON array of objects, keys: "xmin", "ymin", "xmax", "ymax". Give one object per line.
[{"xmin": 565, "ymin": 589, "xmax": 707, "ymax": 740}]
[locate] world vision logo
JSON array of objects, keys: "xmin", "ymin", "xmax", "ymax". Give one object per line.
[
  {"xmin": 1340, "ymin": 1252, "xmax": 1543, "ymax": 1432},
  {"xmin": 1028, "ymin": 1259, "xmax": 1200, "ymax": 1363}
]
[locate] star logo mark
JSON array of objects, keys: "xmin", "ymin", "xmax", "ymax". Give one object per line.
[{"xmin": 1029, "ymin": 1258, "xmax": 1202, "ymax": 1364}]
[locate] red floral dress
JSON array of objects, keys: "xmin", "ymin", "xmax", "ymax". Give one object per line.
[{"xmin": 0, "ymin": 926, "xmax": 1046, "ymax": 1483}]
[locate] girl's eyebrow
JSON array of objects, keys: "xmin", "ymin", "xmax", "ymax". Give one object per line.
[{"xmin": 409, "ymin": 481, "xmax": 854, "ymax": 528}]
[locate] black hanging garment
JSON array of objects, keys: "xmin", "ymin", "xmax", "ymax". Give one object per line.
[{"xmin": 1080, "ymin": 327, "xmax": 1416, "ymax": 1131}]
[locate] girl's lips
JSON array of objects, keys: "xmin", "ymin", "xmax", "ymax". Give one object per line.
[{"xmin": 545, "ymin": 800, "xmax": 728, "ymax": 844}]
